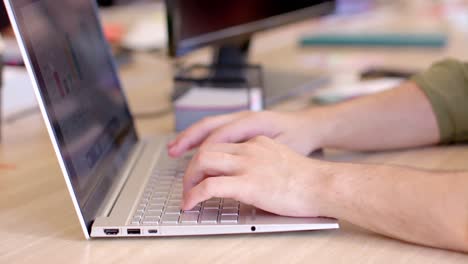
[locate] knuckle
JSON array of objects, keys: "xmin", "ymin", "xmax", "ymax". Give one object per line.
[
  {"xmin": 219, "ymin": 152, "xmax": 231, "ymax": 164},
  {"xmin": 252, "ymin": 135, "xmax": 268, "ymax": 143},
  {"xmin": 194, "ymin": 150, "xmax": 208, "ymax": 165},
  {"xmin": 198, "ymin": 143, "xmax": 211, "ymax": 152},
  {"xmin": 201, "ymin": 178, "xmax": 217, "ymax": 196}
]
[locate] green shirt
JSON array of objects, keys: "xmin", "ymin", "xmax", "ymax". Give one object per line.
[{"xmin": 412, "ymin": 59, "xmax": 468, "ymax": 144}]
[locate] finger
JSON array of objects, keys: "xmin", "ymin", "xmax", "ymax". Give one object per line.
[
  {"xmin": 200, "ymin": 142, "xmax": 244, "ymax": 155},
  {"xmin": 248, "ymin": 135, "xmax": 275, "ymax": 146},
  {"xmin": 168, "ymin": 112, "xmax": 247, "ymax": 157},
  {"xmin": 182, "ymin": 176, "xmax": 247, "ymax": 210},
  {"xmin": 183, "ymin": 150, "xmax": 244, "ymax": 194},
  {"xmin": 201, "ymin": 116, "xmax": 276, "ymax": 148}
]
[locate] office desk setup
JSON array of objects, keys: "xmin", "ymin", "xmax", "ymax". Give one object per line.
[{"xmin": 1, "ymin": 1, "xmax": 468, "ymax": 263}]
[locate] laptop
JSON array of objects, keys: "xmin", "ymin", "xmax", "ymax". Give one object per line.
[{"xmin": 4, "ymin": 0, "xmax": 339, "ymax": 238}]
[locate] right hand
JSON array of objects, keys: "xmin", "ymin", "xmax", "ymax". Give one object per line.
[{"xmin": 168, "ymin": 110, "xmax": 326, "ymax": 157}]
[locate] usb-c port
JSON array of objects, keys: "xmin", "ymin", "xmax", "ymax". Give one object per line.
[{"xmin": 148, "ymin": 229, "xmax": 158, "ymax": 234}]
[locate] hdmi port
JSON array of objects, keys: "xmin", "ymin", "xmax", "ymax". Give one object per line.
[{"xmin": 104, "ymin": 229, "xmax": 119, "ymax": 235}]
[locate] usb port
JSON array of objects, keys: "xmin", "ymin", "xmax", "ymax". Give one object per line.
[
  {"xmin": 148, "ymin": 229, "xmax": 158, "ymax": 234},
  {"xmin": 104, "ymin": 229, "xmax": 119, "ymax": 235},
  {"xmin": 127, "ymin": 229, "xmax": 141, "ymax": 235}
]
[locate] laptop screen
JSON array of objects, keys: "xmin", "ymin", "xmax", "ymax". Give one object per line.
[{"xmin": 6, "ymin": 0, "xmax": 138, "ymax": 231}]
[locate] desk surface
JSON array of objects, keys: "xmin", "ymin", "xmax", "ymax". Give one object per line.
[{"xmin": 2, "ymin": 3, "xmax": 468, "ymax": 263}]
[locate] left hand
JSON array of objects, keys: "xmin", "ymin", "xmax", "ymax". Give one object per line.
[{"xmin": 182, "ymin": 136, "xmax": 332, "ymax": 217}]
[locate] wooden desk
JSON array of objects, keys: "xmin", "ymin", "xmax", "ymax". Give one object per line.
[{"xmin": 1, "ymin": 3, "xmax": 468, "ymax": 263}]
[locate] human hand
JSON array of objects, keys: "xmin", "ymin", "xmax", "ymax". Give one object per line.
[
  {"xmin": 181, "ymin": 136, "xmax": 332, "ymax": 217},
  {"xmin": 168, "ymin": 110, "xmax": 328, "ymax": 158}
]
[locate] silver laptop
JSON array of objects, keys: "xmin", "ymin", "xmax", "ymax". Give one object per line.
[{"xmin": 4, "ymin": 0, "xmax": 338, "ymax": 238}]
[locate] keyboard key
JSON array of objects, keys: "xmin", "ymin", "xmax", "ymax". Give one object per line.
[
  {"xmin": 162, "ymin": 214, "xmax": 179, "ymax": 224},
  {"xmin": 147, "ymin": 205, "xmax": 164, "ymax": 212},
  {"xmin": 131, "ymin": 216, "xmax": 141, "ymax": 225},
  {"xmin": 222, "ymin": 201, "xmax": 239, "ymax": 209},
  {"xmin": 135, "ymin": 205, "xmax": 146, "ymax": 212},
  {"xmin": 152, "ymin": 192, "xmax": 168, "ymax": 197},
  {"xmin": 157, "ymin": 176, "xmax": 173, "ymax": 180},
  {"xmin": 158, "ymin": 170, "xmax": 176, "ymax": 176},
  {"xmin": 142, "ymin": 216, "xmax": 160, "ymax": 225},
  {"xmin": 150, "ymin": 196, "xmax": 167, "ymax": 202},
  {"xmin": 172, "ymin": 186, "xmax": 183, "ymax": 192},
  {"xmin": 207, "ymin": 197, "xmax": 221, "ymax": 203},
  {"xmin": 166, "ymin": 201, "xmax": 182, "ymax": 207},
  {"xmin": 169, "ymin": 194, "xmax": 183, "ymax": 200},
  {"xmin": 151, "ymin": 195, "xmax": 167, "ymax": 200},
  {"xmin": 145, "ymin": 210, "xmax": 162, "ymax": 217},
  {"xmin": 183, "ymin": 205, "xmax": 201, "ymax": 213},
  {"xmin": 180, "ymin": 213, "xmax": 199, "ymax": 224},
  {"xmin": 151, "ymin": 193, "xmax": 167, "ymax": 199},
  {"xmin": 155, "ymin": 184, "xmax": 172, "ymax": 189},
  {"xmin": 153, "ymin": 187, "xmax": 171, "ymax": 193},
  {"xmin": 134, "ymin": 211, "xmax": 144, "ymax": 218},
  {"xmin": 220, "ymin": 215, "xmax": 238, "ymax": 224},
  {"xmin": 200, "ymin": 210, "xmax": 218, "ymax": 224},
  {"xmin": 221, "ymin": 208, "xmax": 239, "ymax": 215},
  {"xmin": 203, "ymin": 202, "xmax": 220, "ymax": 209},
  {"xmin": 165, "ymin": 206, "xmax": 181, "ymax": 214},
  {"xmin": 149, "ymin": 202, "xmax": 165, "ymax": 207}
]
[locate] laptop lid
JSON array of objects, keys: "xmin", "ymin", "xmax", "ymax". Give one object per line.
[{"xmin": 4, "ymin": 0, "xmax": 139, "ymax": 237}]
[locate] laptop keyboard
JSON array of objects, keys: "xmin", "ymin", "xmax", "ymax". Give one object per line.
[{"xmin": 130, "ymin": 155, "xmax": 240, "ymax": 226}]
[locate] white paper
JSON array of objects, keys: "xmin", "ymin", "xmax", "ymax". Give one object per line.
[
  {"xmin": 175, "ymin": 87, "xmax": 261, "ymax": 110},
  {"xmin": 2, "ymin": 67, "xmax": 38, "ymax": 120}
]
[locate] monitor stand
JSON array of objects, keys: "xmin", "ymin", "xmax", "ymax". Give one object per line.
[
  {"xmin": 212, "ymin": 39, "xmax": 331, "ymax": 107},
  {"xmin": 210, "ymin": 40, "xmax": 250, "ymax": 87}
]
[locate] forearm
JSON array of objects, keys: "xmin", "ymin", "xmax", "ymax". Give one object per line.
[
  {"xmin": 319, "ymin": 162, "xmax": 468, "ymax": 252},
  {"xmin": 308, "ymin": 81, "xmax": 440, "ymax": 151}
]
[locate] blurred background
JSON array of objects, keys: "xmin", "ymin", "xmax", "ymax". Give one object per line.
[{"xmin": 1, "ymin": 0, "xmax": 468, "ymax": 124}]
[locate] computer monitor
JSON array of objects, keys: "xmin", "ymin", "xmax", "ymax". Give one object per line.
[
  {"xmin": 165, "ymin": 0, "xmax": 336, "ymax": 105},
  {"xmin": 166, "ymin": 0, "xmax": 335, "ymax": 62}
]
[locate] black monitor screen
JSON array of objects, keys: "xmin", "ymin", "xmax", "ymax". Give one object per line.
[{"xmin": 167, "ymin": 0, "xmax": 335, "ymax": 56}]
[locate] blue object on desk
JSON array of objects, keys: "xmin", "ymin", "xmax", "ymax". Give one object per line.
[{"xmin": 300, "ymin": 33, "xmax": 448, "ymax": 48}]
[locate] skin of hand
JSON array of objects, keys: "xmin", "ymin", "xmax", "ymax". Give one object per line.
[
  {"xmin": 168, "ymin": 81, "xmax": 468, "ymax": 252},
  {"xmin": 168, "ymin": 110, "xmax": 334, "ymax": 158},
  {"xmin": 168, "ymin": 81, "xmax": 439, "ymax": 159},
  {"xmin": 180, "ymin": 135, "xmax": 332, "ymax": 217},
  {"xmin": 179, "ymin": 133, "xmax": 468, "ymax": 252}
]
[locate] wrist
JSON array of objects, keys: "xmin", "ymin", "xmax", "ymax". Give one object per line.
[
  {"xmin": 306, "ymin": 159, "xmax": 362, "ymax": 218},
  {"xmin": 302, "ymin": 158, "xmax": 341, "ymax": 217},
  {"xmin": 302, "ymin": 106, "xmax": 341, "ymax": 151}
]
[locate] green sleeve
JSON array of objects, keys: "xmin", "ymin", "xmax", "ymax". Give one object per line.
[{"xmin": 411, "ymin": 58, "xmax": 468, "ymax": 144}]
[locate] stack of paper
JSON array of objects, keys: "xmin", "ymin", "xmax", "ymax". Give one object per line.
[{"xmin": 174, "ymin": 87, "xmax": 262, "ymax": 131}]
